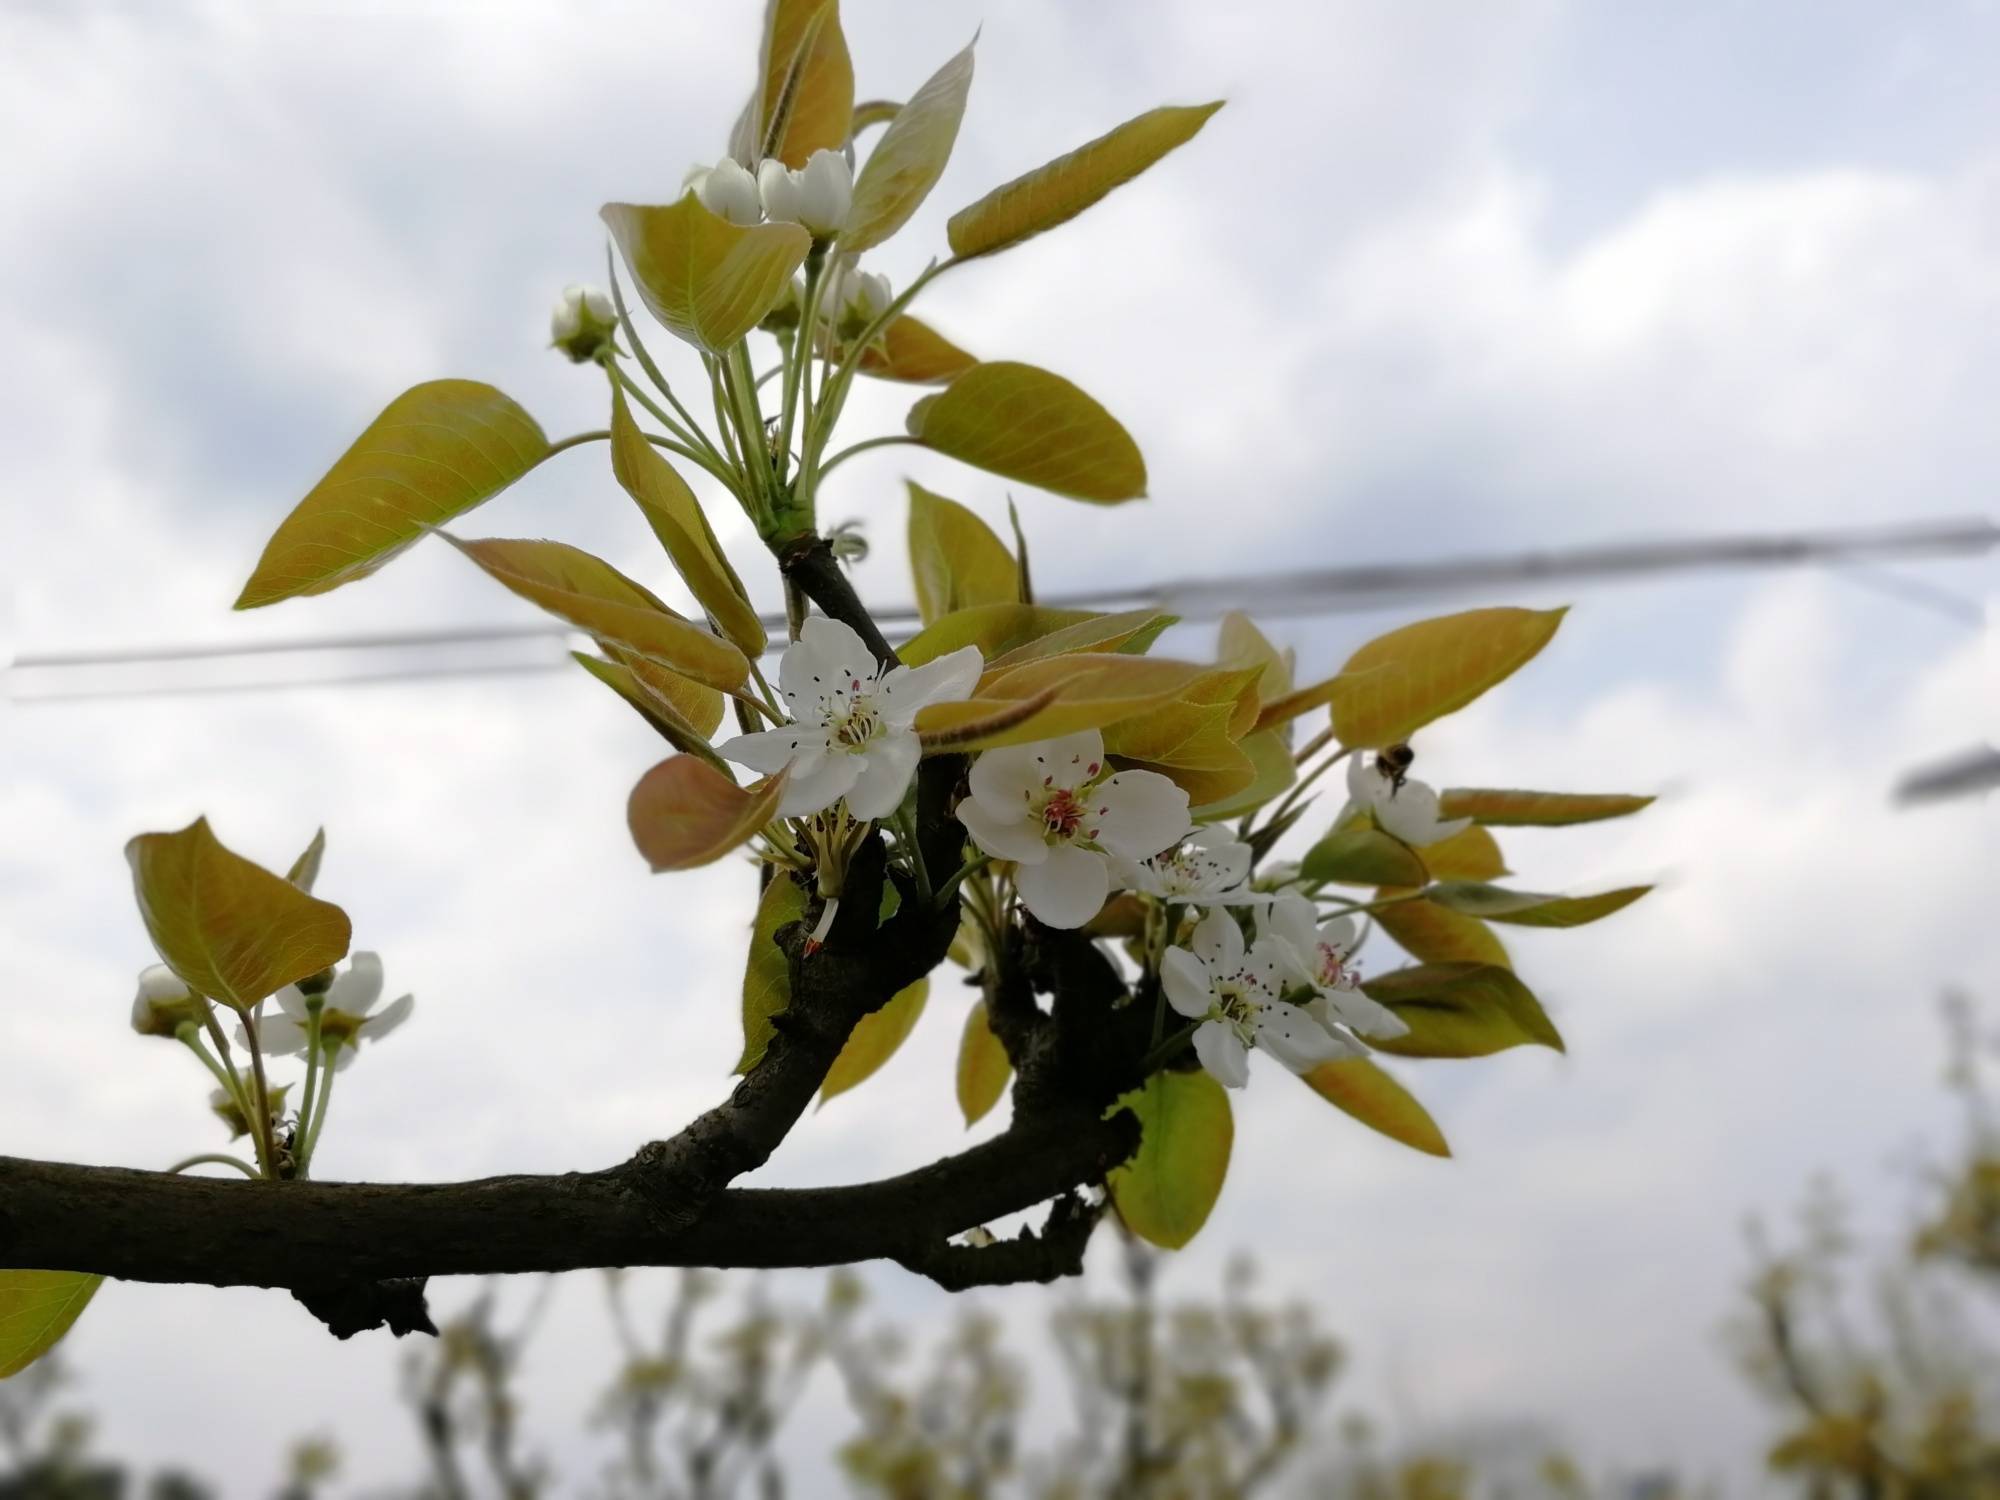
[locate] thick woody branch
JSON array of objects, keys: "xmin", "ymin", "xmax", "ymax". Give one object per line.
[{"xmin": 777, "ymin": 536, "xmax": 897, "ymax": 667}]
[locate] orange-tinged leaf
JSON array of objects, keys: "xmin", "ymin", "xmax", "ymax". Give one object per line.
[
  {"xmin": 737, "ymin": 873, "xmax": 807, "ymax": 1073},
  {"xmin": 736, "ymin": 0, "xmax": 853, "ymax": 167},
  {"xmin": 917, "ymin": 654, "xmax": 1208, "ymax": 750},
  {"xmin": 1302, "ymin": 1058, "xmax": 1451, "ymax": 1158},
  {"xmin": 947, "ymin": 101, "xmax": 1224, "ymax": 261},
  {"xmin": 1362, "ymin": 963, "xmax": 1563, "ymax": 1058},
  {"xmin": 983, "ymin": 609, "xmax": 1175, "ymax": 667},
  {"xmin": 842, "ymin": 40, "xmax": 974, "ymax": 252},
  {"xmin": 0, "ymin": 1272, "xmax": 103, "ymax": 1378},
  {"xmin": 899, "ymin": 603, "xmax": 1098, "ymax": 666},
  {"xmin": 1438, "ymin": 788, "xmax": 1656, "ymax": 826},
  {"xmin": 907, "ymin": 361, "xmax": 1145, "ymax": 503},
  {"xmin": 603, "ymin": 196, "xmax": 811, "ymax": 354},
  {"xmin": 956, "ymin": 1001, "xmax": 1013, "ymax": 1125},
  {"xmin": 1107, "ymin": 1069, "xmax": 1232, "ymax": 1250},
  {"xmin": 126, "ymin": 818, "xmax": 352, "ymax": 1012},
  {"xmin": 449, "ymin": 536, "xmax": 748, "ymax": 691},
  {"xmin": 1373, "ymin": 887, "xmax": 1512, "ymax": 968},
  {"xmin": 628, "ymin": 756, "xmax": 787, "ymax": 872},
  {"xmin": 572, "ymin": 652, "xmax": 727, "ymax": 767},
  {"xmin": 1104, "ymin": 675, "xmax": 1262, "ymax": 804},
  {"xmin": 1218, "ymin": 612, "xmax": 1294, "ymax": 705},
  {"xmin": 285, "ymin": 827, "xmax": 327, "ymax": 892},
  {"xmin": 613, "ymin": 648, "xmax": 727, "ymax": 738},
  {"xmin": 1427, "ymin": 882, "xmax": 1652, "ymax": 929},
  {"xmin": 1416, "ymin": 824, "xmax": 1508, "ymax": 882},
  {"xmin": 917, "ymin": 688, "xmax": 1061, "ymax": 752},
  {"xmin": 821, "ymin": 978, "xmax": 929, "ymax": 1102},
  {"xmin": 850, "ymin": 315, "xmax": 978, "ymax": 384},
  {"xmin": 1190, "ymin": 729, "xmax": 1296, "ymax": 820},
  {"xmin": 609, "ymin": 388, "xmax": 765, "ymax": 656},
  {"xmin": 235, "ymin": 381, "xmax": 550, "ymax": 609},
  {"xmin": 907, "ymin": 483, "xmax": 1018, "ymax": 626}
]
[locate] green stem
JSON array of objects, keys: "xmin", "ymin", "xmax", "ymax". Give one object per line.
[
  {"xmin": 779, "ymin": 251, "xmax": 827, "ymax": 480},
  {"xmin": 894, "ymin": 806, "xmax": 933, "ymax": 904},
  {"xmin": 542, "ymin": 427, "xmax": 738, "ymax": 481},
  {"xmin": 1265, "ymin": 745, "xmax": 1353, "ymax": 834},
  {"xmin": 724, "ymin": 342, "xmax": 778, "ymax": 515},
  {"xmin": 931, "ymin": 854, "xmax": 992, "ymax": 909},
  {"xmin": 241, "ymin": 1009, "xmax": 280, "ymax": 1182},
  {"xmin": 1322, "ymin": 888, "xmax": 1430, "ymax": 921},
  {"xmin": 301, "ymin": 1048, "xmax": 339, "ymax": 1169},
  {"xmin": 816, "ymin": 435, "xmax": 920, "ymax": 480},
  {"xmin": 176, "ymin": 1026, "xmax": 246, "ymax": 1110},
  {"xmin": 1139, "ymin": 1026, "xmax": 1195, "ymax": 1074},
  {"xmin": 603, "ymin": 366, "xmax": 745, "ymax": 495},
  {"xmin": 295, "ymin": 1000, "xmax": 325, "ymax": 1176},
  {"xmin": 166, "ymin": 1153, "xmax": 261, "ymax": 1179},
  {"xmin": 606, "ymin": 251, "xmax": 732, "ymax": 474},
  {"xmin": 197, "ymin": 1007, "xmax": 266, "ymax": 1176}
]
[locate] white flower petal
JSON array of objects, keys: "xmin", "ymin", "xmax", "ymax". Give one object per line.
[
  {"xmin": 1189, "ymin": 909, "xmax": 1243, "ymax": 970},
  {"xmin": 1161, "ymin": 947, "xmax": 1214, "ymax": 1019},
  {"xmin": 843, "ymin": 732, "xmax": 921, "ymax": 821},
  {"xmin": 777, "ymin": 753, "xmax": 864, "ymax": 818},
  {"xmin": 260, "ymin": 1014, "xmax": 311, "ymax": 1057},
  {"xmin": 1014, "ymin": 844, "xmax": 1110, "ymax": 928},
  {"xmin": 957, "ymin": 797, "xmax": 1049, "ymax": 864},
  {"xmin": 136, "ymin": 964, "xmax": 189, "ymax": 1004},
  {"xmin": 878, "ymin": 646, "xmax": 982, "ymax": 724},
  {"xmin": 1325, "ymin": 989, "xmax": 1408, "ymax": 1040},
  {"xmin": 360, "ymin": 993, "xmax": 415, "ymax": 1043},
  {"xmin": 328, "ymin": 953, "xmax": 383, "ymax": 1015},
  {"xmin": 1025, "ymin": 731, "xmax": 1108, "ymax": 792},
  {"xmin": 1253, "ymin": 1003, "xmax": 1352, "ymax": 1073},
  {"xmin": 1193, "ymin": 1021, "xmax": 1251, "ymax": 1089},
  {"xmin": 719, "ymin": 725, "xmax": 826, "ymax": 776},
  {"xmin": 780, "ymin": 616, "xmax": 875, "ymax": 717},
  {"xmin": 1317, "ymin": 914, "xmax": 1361, "ymax": 959},
  {"xmin": 696, "ymin": 157, "xmax": 763, "ymax": 225},
  {"xmin": 1092, "ymin": 770, "xmax": 1192, "ymax": 860},
  {"xmin": 1266, "ymin": 892, "xmax": 1321, "ymax": 957},
  {"xmin": 967, "ymin": 742, "xmax": 1050, "ymax": 814},
  {"xmin": 272, "ymin": 984, "xmax": 310, "ymax": 1022}
]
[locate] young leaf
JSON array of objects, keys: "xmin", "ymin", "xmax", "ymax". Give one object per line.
[
  {"xmin": 842, "ymin": 40, "xmax": 975, "ymax": 252},
  {"xmin": 1302, "ymin": 1058, "xmax": 1451, "ymax": 1158},
  {"xmin": 449, "ymin": 536, "xmax": 749, "ymax": 691},
  {"xmin": 907, "ymin": 483, "xmax": 1019, "ymax": 626},
  {"xmin": 627, "ymin": 756, "xmax": 787, "ymax": 872},
  {"xmin": 235, "ymin": 382, "xmax": 550, "ymax": 609},
  {"xmin": 602, "ymin": 197, "xmax": 812, "ymax": 354},
  {"xmin": 738, "ymin": 873, "xmax": 808, "ymax": 1073},
  {"xmin": 285, "ymin": 828, "xmax": 327, "ymax": 892},
  {"xmin": 1415, "ymin": 824, "xmax": 1508, "ymax": 882},
  {"xmin": 1438, "ymin": 788, "xmax": 1657, "ymax": 826},
  {"xmin": 572, "ymin": 652, "xmax": 727, "ymax": 768},
  {"xmin": 1362, "ymin": 963, "xmax": 1564, "ymax": 1058},
  {"xmin": 1373, "ymin": 888, "xmax": 1512, "ymax": 968},
  {"xmin": 1427, "ymin": 882, "xmax": 1652, "ymax": 929},
  {"xmin": 821, "ymin": 978, "xmax": 929, "ymax": 1102},
  {"xmin": 126, "ymin": 818, "xmax": 352, "ymax": 1012},
  {"xmin": 946, "ymin": 101, "xmax": 1224, "ymax": 261},
  {"xmin": 0, "ymin": 1271, "xmax": 103, "ymax": 1378},
  {"xmin": 1107, "ymin": 1069, "xmax": 1233, "ymax": 1250},
  {"xmin": 1265, "ymin": 607, "xmax": 1566, "ymax": 746},
  {"xmin": 907, "ymin": 362, "xmax": 1146, "ymax": 503},
  {"xmin": 956, "ymin": 1001, "xmax": 1013, "ymax": 1126},
  {"xmin": 915, "ymin": 654, "xmax": 1208, "ymax": 750},
  {"xmin": 1190, "ymin": 729, "xmax": 1297, "ymax": 821},
  {"xmin": 737, "ymin": 0, "xmax": 853, "ymax": 168},
  {"xmin": 981, "ymin": 609, "xmax": 1175, "ymax": 667},
  {"xmin": 848, "ymin": 315, "xmax": 978, "ymax": 384},
  {"xmin": 609, "ymin": 388, "xmax": 766, "ymax": 656},
  {"xmin": 899, "ymin": 603, "xmax": 1098, "ymax": 666},
  {"xmin": 1218, "ymin": 611, "xmax": 1294, "ymax": 707},
  {"xmin": 1298, "ymin": 824, "xmax": 1428, "ymax": 888}
]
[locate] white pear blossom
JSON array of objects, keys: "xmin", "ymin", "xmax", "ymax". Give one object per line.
[
  {"xmin": 549, "ymin": 283, "xmax": 617, "ymax": 362},
  {"xmin": 241, "ymin": 953, "xmax": 414, "ymax": 1073},
  {"xmin": 957, "ymin": 730, "xmax": 1192, "ymax": 929},
  {"xmin": 1162, "ymin": 910, "xmax": 1359, "ymax": 1088},
  {"xmin": 1115, "ymin": 826, "xmax": 1263, "ymax": 906},
  {"xmin": 718, "ymin": 617, "xmax": 982, "ymax": 821},
  {"xmin": 1265, "ymin": 893, "xmax": 1407, "ymax": 1040},
  {"xmin": 757, "ymin": 149, "xmax": 852, "ymax": 236},
  {"xmin": 684, "ymin": 157, "xmax": 764, "ymax": 226},
  {"xmin": 1342, "ymin": 753, "xmax": 1472, "ymax": 847},
  {"xmin": 130, "ymin": 963, "xmax": 201, "ymax": 1038},
  {"xmin": 824, "ymin": 263, "xmax": 892, "ymax": 334}
]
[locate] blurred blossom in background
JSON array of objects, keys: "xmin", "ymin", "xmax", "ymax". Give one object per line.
[{"xmin": 3, "ymin": 0, "xmax": 1996, "ymax": 1494}]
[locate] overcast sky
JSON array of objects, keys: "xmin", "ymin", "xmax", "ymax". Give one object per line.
[{"xmin": 3, "ymin": 1, "xmax": 1997, "ymax": 1494}]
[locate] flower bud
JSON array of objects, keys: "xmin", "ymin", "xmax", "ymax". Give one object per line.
[
  {"xmin": 759, "ymin": 275, "xmax": 806, "ymax": 335},
  {"xmin": 209, "ymin": 1082, "xmax": 289, "ymax": 1141},
  {"xmin": 550, "ymin": 284, "xmax": 617, "ymax": 364},
  {"xmin": 758, "ymin": 150, "xmax": 852, "ymax": 238},
  {"xmin": 131, "ymin": 964, "xmax": 203, "ymax": 1039},
  {"xmin": 684, "ymin": 157, "xmax": 763, "ymax": 227},
  {"xmin": 825, "ymin": 265, "xmax": 892, "ymax": 340}
]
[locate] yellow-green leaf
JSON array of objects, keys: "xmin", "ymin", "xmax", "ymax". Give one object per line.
[
  {"xmin": 956, "ymin": 1000, "xmax": 1012, "ymax": 1126},
  {"xmin": 982, "ymin": 609, "xmax": 1175, "ymax": 667},
  {"xmin": 1427, "ymin": 882, "xmax": 1652, "ymax": 929},
  {"xmin": 1279, "ymin": 607, "xmax": 1566, "ymax": 747},
  {"xmin": 603, "ymin": 196, "xmax": 812, "ymax": 354},
  {"xmin": 907, "ymin": 483, "xmax": 1018, "ymax": 626},
  {"xmin": 627, "ymin": 755, "xmax": 787, "ymax": 872},
  {"xmin": 1438, "ymin": 788, "xmax": 1656, "ymax": 826},
  {"xmin": 915, "ymin": 654, "xmax": 1208, "ymax": 750},
  {"xmin": 738, "ymin": 873, "xmax": 808, "ymax": 1073},
  {"xmin": 821, "ymin": 978, "xmax": 929, "ymax": 1103},
  {"xmin": 946, "ymin": 101, "xmax": 1224, "ymax": 261},
  {"xmin": 850, "ymin": 315, "xmax": 978, "ymax": 384},
  {"xmin": 0, "ymin": 1272, "xmax": 103, "ymax": 1378},
  {"xmin": 1190, "ymin": 729, "xmax": 1296, "ymax": 820},
  {"xmin": 235, "ymin": 381, "xmax": 550, "ymax": 609},
  {"xmin": 1373, "ymin": 888, "xmax": 1512, "ymax": 969},
  {"xmin": 737, "ymin": 0, "xmax": 853, "ymax": 168},
  {"xmin": 1362, "ymin": 963, "xmax": 1564, "ymax": 1058},
  {"xmin": 609, "ymin": 388, "xmax": 765, "ymax": 656},
  {"xmin": 1302, "ymin": 1058, "xmax": 1451, "ymax": 1158},
  {"xmin": 285, "ymin": 828, "xmax": 326, "ymax": 892},
  {"xmin": 899, "ymin": 603, "xmax": 1097, "ymax": 666},
  {"xmin": 1103, "ymin": 672, "xmax": 1264, "ymax": 805},
  {"xmin": 126, "ymin": 818, "xmax": 352, "ymax": 1013},
  {"xmin": 907, "ymin": 362, "xmax": 1145, "ymax": 503},
  {"xmin": 572, "ymin": 652, "xmax": 727, "ymax": 767},
  {"xmin": 1217, "ymin": 611, "xmax": 1294, "ymax": 707},
  {"xmin": 842, "ymin": 40, "xmax": 975, "ymax": 252},
  {"xmin": 1416, "ymin": 824, "xmax": 1508, "ymax": 882},
  {"xmin": 1299, "ymin": 824, "xmax": 1427, "ymax": 888},
  {"xmin": 449, "ymin": 536, "xmax": 748, "ymax": 691},
  {"xmin": 1107, "ymin": 1069, "xmax": 1232, "ymax": 1250}
]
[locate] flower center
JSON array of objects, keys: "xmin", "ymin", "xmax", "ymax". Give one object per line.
[
  {"xmin": 1315, "ymin": 943, "xmax": 1357, "ymax": 990},
  {"xmin": 1041, "ymin": 788, "xmax": 1088, "ymax": 839},
  {"xmin": 828, "ymin": 693, "xmax": 881, "ymax": 750}
]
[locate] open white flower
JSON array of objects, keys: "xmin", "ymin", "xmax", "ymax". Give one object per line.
[
  {"xmin": 1162, "ymin": 911, "xmax": 1359, "ymax": 1088},
  {"xmin": 957, "ymin": 730, "xmax": 1191, "ymax": 929},
  {"xmin": 684, "ymin": 157, "xmax": 764, "ymax": 226},
  {"xmin": 718, "ymin": 617, "xmax": 982, "ymax": 821},
  {"xmin": 241, "ymin": 953, "xmax": 414, "ymax": 1073},
  {"xmin": 1265, "ymin": 893, "xmax": 1407, "ymax": 1040},
  {"xmin": 1342, "ymin": 753, "xmax": 1471, "ymax": 847},
  {"xmin": 1115, "ymin": 825, "xmax": 1262, "ymax": 906},
  {"xmin": 758, "ymin": 149, "xmax": 852, "ymax": 236}
]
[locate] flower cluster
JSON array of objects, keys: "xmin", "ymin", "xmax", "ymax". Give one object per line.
[{"xmin": 1339, "ymin": 752, "xmax": 1470, "ymax": 846}]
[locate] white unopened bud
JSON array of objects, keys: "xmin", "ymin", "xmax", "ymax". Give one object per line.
[
  {"xmin": 131, "ymin": 964, "xmax": 201, "ymax": 1039},
  {"xmin": 684, "ymin": 158, "xmax": 763, "ymax": 227},
  {"xmin": 825, "ymin": 265, "xmax": 892, "ymax": 339},
  {"xmin": 758, "ymin": 150, "xmax": 852, "ymax": 237},
  {"xmin": 550, "ymin": 284, "xmax": 617, "ymax": 363}
]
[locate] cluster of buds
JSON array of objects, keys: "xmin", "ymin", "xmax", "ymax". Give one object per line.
[{"xmin": 685, "ymin": 149, "xmax": 854, "ymax": 239}]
